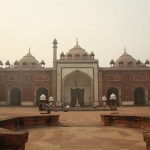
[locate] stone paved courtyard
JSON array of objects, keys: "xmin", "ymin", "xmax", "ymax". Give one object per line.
[{"xmin": 0, "ymin": 106, "xmax": 150, "ymax": 150}]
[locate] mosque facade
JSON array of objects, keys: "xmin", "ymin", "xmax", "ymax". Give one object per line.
[{"xmin": 0, "ymin": 39, "xmax": 150, "ymax": 107}]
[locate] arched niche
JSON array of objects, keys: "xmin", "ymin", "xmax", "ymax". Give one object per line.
[
  {"xmin": 134, "ymin": 87, "xmax": 145, "ymax": 105},
  {"xmin": 36, "ymin": 87, "xmax": 48, "ymax": 106},
  {"xmin": 10, "ymin": 87, "xmax": 21, "ymax": 106},
  {"xmin": 107, "ymin": 87, "xmax": 120, "ymax": 106}
]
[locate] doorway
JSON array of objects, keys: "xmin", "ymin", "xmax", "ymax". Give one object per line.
[{"xmin": 71, "ymin": 88, "xmax": 84, "ymax": 107}]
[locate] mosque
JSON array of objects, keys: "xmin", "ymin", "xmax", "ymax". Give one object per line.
[{"xmin": 0, "ymin": 39, "xmax": 150, "ymax": 107}]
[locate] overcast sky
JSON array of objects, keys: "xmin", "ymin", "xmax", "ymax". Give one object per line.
[{"xmin": 0, "ymin": 0, "xmax": 150, "ymax": 67}]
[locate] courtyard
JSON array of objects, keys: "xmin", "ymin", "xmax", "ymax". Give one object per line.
[{"xmin": 0, "ymin": 106, "xmax": 150, "ymax": 150}]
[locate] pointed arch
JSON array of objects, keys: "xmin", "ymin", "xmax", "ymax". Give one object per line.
[
  {"xmin": 62, "ymin": 70, "xmax": 92, "ymax": 107},
  {"xmin": 36, "ymin": 87, "xmax": 48, "ymax": 106},
  {"xmin": 134, "ymin": 87, "xmax": 145, "ymax": 105},
  {"xmin": 10, "ymin": 88, "xmax": 21, "ymax": 106},
  {"xmin": 63, "ymin": 70, "xmax": 92, "ymax": 82},
  {"xmin": 107, "ymin": 87, "xmax": 119, "ymax": 106}
]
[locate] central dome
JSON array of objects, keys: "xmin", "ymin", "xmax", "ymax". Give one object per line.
[
  {"xmin": 61, "ymin": 41, "xmax": 95, "ymax": 60},
  {"xmin": 66, "ymin": 43, "xmax": 88, "ymax": 56}
]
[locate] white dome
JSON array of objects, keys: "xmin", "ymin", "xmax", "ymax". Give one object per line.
[{"xmin": 40, "ymin": 94, "xmax": 46, "ymax": 100}]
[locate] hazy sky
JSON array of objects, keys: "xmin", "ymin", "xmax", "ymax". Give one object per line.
[{"xmin": 0, "ymin": 0, "xmax": 150, "ymax": 67}]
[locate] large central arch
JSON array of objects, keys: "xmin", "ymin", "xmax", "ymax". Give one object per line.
[{"xmin": 62, "ymin": 70, "xmax": 92, "ymax": 107}]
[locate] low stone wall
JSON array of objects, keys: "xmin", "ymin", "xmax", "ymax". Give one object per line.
[
  {"xmin": 100, "ymin": 114, "xmax": 150, "ymax": 128},
  {"xmin": 0, "ymin": 114, "xmax": 60, "ymax": 130},
  {"xmin": 0, "ymin": 114, "xmax": 60, "ymax": 149},
  {"xmin": 101, "ymin": 114, "xmax": 150, "ymax": 150}
]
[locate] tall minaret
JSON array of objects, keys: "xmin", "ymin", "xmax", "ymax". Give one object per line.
[{"xmin": 53, "ymin": 39, "xmax": 58, "ymax": 70}]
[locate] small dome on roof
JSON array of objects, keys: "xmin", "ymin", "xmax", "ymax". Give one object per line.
[
  {"xmin": 110, "ymin": 59, "xmax": 115, "ymax": 65},
  {"xmin": 0, "ymin": 60, "xmax": 3, "ymax": 66},
  {"xmin": 90, "ymin": 51, "xmax": 95, "ymax": 57},
  {"xmin": 60, "ymin": 52, "xmax": 65, "ymax": 59},
  {"xmin": 15, "ymin": 50, "xmax": 42, "ymax": 68},
  {"xmin": 14, "ymin": 60, "xmax": 19, "ymax": 66},
  {"xmin": 60, "ymin": 51, "xmax": 65, "ymax": 56},
  {"xmin": 136, "ymin": 59, "xmax": 141, "ymax": 65},
  {"xmin": 40, "ymin": 60, "xmax": 45, "ymax": 65},
  {"xmin": 114, "ymin": 49, "xmax": 138, "ymax": 67},
  {"xmin": 5, "ymin": 60, "xmax": 10, "ymax": 66},
  {"xmin": 145, "ymin": 59, "xmax": 150, "ymax": 65}
]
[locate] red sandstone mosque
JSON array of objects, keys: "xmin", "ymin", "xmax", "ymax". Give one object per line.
[{"xmin": 0, "ymin": 39, "xmax": 150, "ymax": 107}]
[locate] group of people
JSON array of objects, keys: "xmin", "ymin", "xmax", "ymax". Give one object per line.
[{"xmin": 39, "ymin": 101, "xmax": 64, "ymax": 114}]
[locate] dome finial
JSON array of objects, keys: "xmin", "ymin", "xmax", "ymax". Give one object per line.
[
  {"xmin": 29, "ymin": 46, "xmax": 31, "ymax": 53},
  {"xmin": 124, "ymin": 46, "xmax": 126, "ymax": 52},
  {"xmin": 76, "ymin": 38, "xmax": 78, "ymax": 44}
]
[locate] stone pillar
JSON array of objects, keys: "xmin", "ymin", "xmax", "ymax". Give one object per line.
[
  {"xmin": 93, "ymin": 63, "xmax": 99, "ymax": 107},
  {"xmin": 52, "ymin": 70, "xmax": 57, "ymax": 103},
  {"xmin": 145, "ymin": 89, "xmax": 149, "ymax": 105}
]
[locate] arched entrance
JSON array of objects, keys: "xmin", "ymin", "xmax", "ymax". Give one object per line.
[
  {"xmin": 107, "ymin": 87, "xmax": 119, "ymax": 106},
  {"xmin": 10, "ymin": 88, "xmax": 21, "ymax": 106},
  {"xmin": 134, "ymin": 87, "xmax": 145, "ymax": 105},
  {"xmin": 63, "ymin": 70, "xmax": 92, "ymax": 107},
  {"xmin": 71, "ymin": 88, "xmax": 84, "ymax": 107},
  {"xmin": 36, "ymin": 88, "xmax": 48, "ymax": 106}
]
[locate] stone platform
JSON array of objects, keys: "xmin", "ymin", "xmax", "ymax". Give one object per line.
[
  {"xmin": 0, "ymin": 114, "xmax": 60, "ymax": 130},
  {"xmin": 0, "ymin": 113, "xmax": 59, "ymax": 149},
  {"xmin": 101, "ymin": 114, "xmax": 150, "ymax": 128},
  {"xmin": 101, "ymin": 113, "xmax": 150, "ymax": 150}
]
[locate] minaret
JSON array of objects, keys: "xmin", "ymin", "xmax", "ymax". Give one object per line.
[
  {"xmin": 52, "ymin": 39, "xmax": 58, "ymax": 102},
  {"xmin": 53, "ymin": 39, "xmax": 58, "ymax": 70}
]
